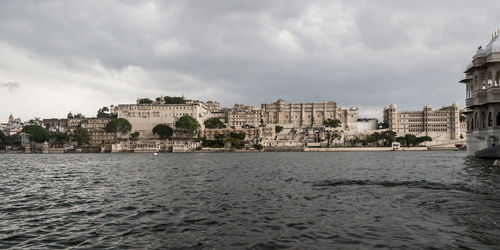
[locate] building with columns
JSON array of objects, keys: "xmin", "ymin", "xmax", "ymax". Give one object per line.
[
  {"xmin": 383, "ymin": 103, "xmax": 465, "ymax": 144},
  {"xmin": 460, "ymin": 30, "xmax": 500, "ymax": 156},
  {"xmin": 261, "ymin": 99, "xmax": 358, "ymax": 130}
]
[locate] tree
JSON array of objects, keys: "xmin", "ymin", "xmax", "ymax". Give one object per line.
[
  {"xmin": 105, "ymin": 118, "xmax": 132, "ymax": 133},
  {"xmin": 404, "ymin": 134, "xmax": 418, "ymax": 147},
  {"xmin": 131, "ymin": 131, "xmax": 140, "ymax": 139},
  {"xmin": 74, "ymin": 113, "xmax": 85, "ymax": 119},
  {"xmin": 326, "ymin": 130, "xmax": 342, "ymax": 147},
  {"xmin": 204, "ymin": 118, "xmax": 226, "ymax": 129},
  {"xmin": 152, "ymin": 124, "xmax": 173, "ymax": 139},
  {"xmin": 230, "ymin": 132, "xmax": 246, "ymax": 140},
  {"xmin": 164, "ymin": 96, "xmax": 185, "ymax": 104},
  {"xmin": 49, "ymin": 132, "xmax": 69, "ymax": 144},
  {"xmin": 175, "ymin": 115, "xmax": 200, "ymax": 131},
  {"xmin": 324, "ymin": 119, "xmax": 341, "ymax": 128},
  {"xmin": 380, "ymin": 130, "xmax": 397, "ymax": 146},
  {"xmin": 290, "ymin": 128, "xmax": 297, "ymax": 134},
  {"xmin": 72, "ymin": 127, "xmax": 90, "ymax": 147},
  {"xmin": 97, "ymin": 106, "xmax": 110, "ymax": 118},
  {"xmin": 1, "ymin": 134, "xmax": 20, "ymax": 147},
  {"xmin": 22, "ymin": 125, "xmax": 49, "ymax": 143},
  {"xmin": 275, "ymin": 125, "xmax": 283, "ymax": 133},
  {"xmin": 416, "ymin": 136, "xmax": 432, "ymax": 145},
  {"xmin": 228, "ymin": 137, "xmax": 245, "ymax": 149},
  {"xmin": 138, "ymin": 98, "xmax": 153, "ymax": 104},
  {"xmin": 253, "ymin": 144, "xmax": 264, "ymax": 150}
]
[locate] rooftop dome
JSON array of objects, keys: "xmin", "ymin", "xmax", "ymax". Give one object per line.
[
  {"xmin": 8, "ymin": 113, "xmax": 14, "ymax": 122},
  {"xmin": 474, "ymin": 30, "xmax": 500, "ymax": 59},
  {"xmin": 389, "ymin": 103, "xmax": 398, "ymax": 109},
  {"xmin": 424, "ymin": 104, "xmax": 432, "ymax": 109},
  {"xmin": 452, "ymin": 102, "xmax": 459, "ymax": 107}
]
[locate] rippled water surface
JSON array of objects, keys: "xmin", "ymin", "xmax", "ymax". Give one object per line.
[{"xmin": 1, "ymin": 151, "xmax": 500, "ymax": 249}]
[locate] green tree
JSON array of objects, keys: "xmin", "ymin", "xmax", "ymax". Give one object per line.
[
  {"xmin": 290, "ymin": 128, "xmax": 297, "ymax": 134},
  {"xmin": 72, "ymin": 127, "xmax": 90, "ymax": 147},
  {"xmin": 416, "ymin": 136, "xmax": 432, "ymax": 145},
  {"xmin": 152, "ymin": 124, "xmax": 173, "ymax": 139},
  {"xmin": 131, "ymin": 131, "xmax": 140, "ymax": 139},
  {"xmin": 326, "ymin": 130, "xmax": 342, "ymax": 147},
  {"xmin": 138, "ymin": 98, "xmax": 153, "ymax": 104},
  {"xmin": 175, "ymin": 115, "xmax": 200, "ymax": 131},
  {"xmin": 230, "ymin": 132, "xmax": 246, "ymax": 140},
  {"xmin": 324, "ymin": 119, "xmax": 341, "ymax": 128},
  {"xmin": 22, "ymin": 125, "xmax": 49, "ymax": 143},
  {"xmin": 253, "ymin": 144, "xmax": 264, "ymax": 150},
  {"xmin": 396, "ymin": 136, "xmax": 407, "ymax": 146},
  {"xmin": 228, "ymin": 138, "xmax": 245, "ymax": 149},
  {"xmin": 49, "ymin": 132, "xmax": 69, "ymax": 144},
  {"xmin": 74, "ymin": 113, "xmax": 85, "ymax": 119},
  {"xmin": 404, "ymin": 134, "xmax": 418, "ymax": 147},
  {"xmin": 105, "ymin": 118, "xmax": 132, "ymax": 133},
  {"xmin": 1, "ymin": 134, "xmax": 20, "ymax": 147},
  {"xmin": 97, "ymin": 106, "xmax": 111, "ymax": 118},
  {"xmin": 204, "ymin": 118, "xmax": 226, "ymax": 129},
  {"xmin": 164, "ymin": 96, "xmax": 185, "ymax": 104},
  {"xmin": 275, "ymin": 125, "xmax": 283, "ymax": 133},
  {"xmin": 380, "ymin": 130, "xmax": 397, "ymax": 146}
]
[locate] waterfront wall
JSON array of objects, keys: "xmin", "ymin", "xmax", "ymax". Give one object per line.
[{"xmin": 304, "ymin": 147, "xmax": 428, "ymax": 152}]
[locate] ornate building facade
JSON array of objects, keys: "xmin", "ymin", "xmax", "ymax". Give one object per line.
[
  {"xmin": 261, "ymin": 99, "xmax": 358, "ymax": 130},
  {"xmin": 383, "ymin": 103, "xmax": 466, "ymax": 144},
  {"xmin": 226, "ymin": 104, "xmax": 261, "ymax": 128},
  {"xmin": 115, "ymin": 100, "xmax": 209, "ymax": 138},
  {"xmin": 460, "ymin": 31, "xmax": 500, "ymax": 156}
]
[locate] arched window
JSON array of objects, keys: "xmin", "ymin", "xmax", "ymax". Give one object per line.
[{"xmin": 489, "ymin": 112, "xmax": 493, "ymax": 126}]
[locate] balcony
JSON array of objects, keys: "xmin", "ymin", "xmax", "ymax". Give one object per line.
[{"xmin": 467, "ymin": 87, "xmax": 500, "ymax": 107}]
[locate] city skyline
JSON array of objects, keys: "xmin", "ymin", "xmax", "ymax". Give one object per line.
[{"xmin": 2, "ymin": 1, "xmax": 500, "ymax": 121}]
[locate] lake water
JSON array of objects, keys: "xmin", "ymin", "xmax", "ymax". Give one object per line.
[{"xmin": 1, "ymin": 152, "xmax": 499, "ymax": 249}]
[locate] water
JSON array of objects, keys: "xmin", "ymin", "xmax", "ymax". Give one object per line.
[{"xmin": 1, "ymin": 151, "xmax": 500, "ymax": 249}]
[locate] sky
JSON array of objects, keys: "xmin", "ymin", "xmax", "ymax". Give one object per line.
[{"xmin": 1, "ymin": 0, "xmax": 499, "ymax": 122}]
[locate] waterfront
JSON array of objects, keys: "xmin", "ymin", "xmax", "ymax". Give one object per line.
[{"xmin": 1, "ymin": 152, "xmax": 500, "ymax": 249}]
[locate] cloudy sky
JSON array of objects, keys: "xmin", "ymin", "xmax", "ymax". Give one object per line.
[{"xmin": 1, "ymin": 0, "xmax": 499, "ymax": 122}]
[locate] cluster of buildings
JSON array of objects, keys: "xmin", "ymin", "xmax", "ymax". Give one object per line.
[
  {"xmin": 7, "ymin": 31, "xmax": 500, "ymax": 156},
  {"xmin": 1, "ymin": 93, "xmax": 469, "ymax": 152},
  {"xmin": 0, "ymin": 114, "xmax": 23, "ymax": 136}
]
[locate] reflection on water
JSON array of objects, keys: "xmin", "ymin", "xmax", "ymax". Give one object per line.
[{"xmin": 0, "ymin": 151, "xmax": 499, "ymax": 249}]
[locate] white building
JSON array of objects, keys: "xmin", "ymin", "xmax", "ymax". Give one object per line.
[
  {"xmin": 115, "ymin": 101, "xmax": 209, "ymax": 138},
  {"xmin": 460, "ymin": 30, "xmax": 500, "ymax": 157}
]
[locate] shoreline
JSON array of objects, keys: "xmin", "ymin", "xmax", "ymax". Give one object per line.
[{"xmin": 0, "ymin": 146, "xmax": 465, "ymax": 154}]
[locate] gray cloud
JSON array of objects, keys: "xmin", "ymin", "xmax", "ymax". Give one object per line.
[
  {"xmin": 0, "ymin": 0, "xmax": 499, "ymax": 120},
  {"xmin": 1, "ymin": 82, "xmax": 19, "ymax": 92}
]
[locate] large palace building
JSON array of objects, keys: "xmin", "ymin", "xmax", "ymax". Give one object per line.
[
  {"xmin": 261, "ymin": 99, "xmax": 358, "ymax": 130},
  {"xmin": 383, "ymin": 103, "xmax": 466, "ymax": 144},
  {"xmin": 460, "ymin": 31, "xmax": 500, "ymax": 157},
  {"xmin": 115, "ymin": 99, "xmax": 209, "ymax": 138}
]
